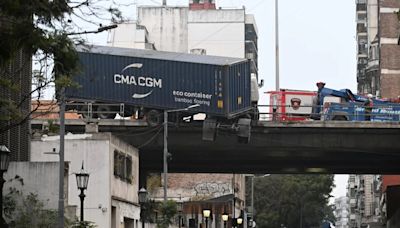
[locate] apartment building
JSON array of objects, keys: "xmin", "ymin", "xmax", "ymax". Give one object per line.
[
  {"xmin": 356, "ymin": 0, "xmax": 400, "ymax": 98},
  {"xmin": 108, "ymin": 0, "xmax": 258, "ymax": 77},
  {"xmin": 347, "ymin": 175, "xmax": 383, "ymax": 228},
  {"xmin": 334, "ymin": 196, "xmax": 349, "ymax": 228}
]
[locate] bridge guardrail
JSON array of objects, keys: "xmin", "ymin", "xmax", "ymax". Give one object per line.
[{"xmin": 32, "ymin": 102, "xmax": 400, "ymax": 122}]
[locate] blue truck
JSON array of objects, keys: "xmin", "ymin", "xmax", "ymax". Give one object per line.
[{"xmin": 311, "ymin": 82, "xmax": 400, "ymax": 121}]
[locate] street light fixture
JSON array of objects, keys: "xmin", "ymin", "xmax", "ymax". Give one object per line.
[
  {"xmin": 0, "ymin": 145, "xmax": 10, "ymax": 228},
  {"xmin": 202, "ymin": 209, "xmax": 211, "ymax": 228},
  {"xmin": 138, "ymin": 188, "xmax": 148, "ymax": 228},
  {"xmin": 222, "ymin": 213, "xmax": 229, "ymax": 228},
  {"xmin": 237, "ymin": 217, "xmax": 243, "ymax": 227},
  {"xmin": 163, "ymin": 104, "xmax": 200, "ymax": 203},
  {"xmin": 75, "ymin": 164, "xmax": 89, "ymax": 222}
]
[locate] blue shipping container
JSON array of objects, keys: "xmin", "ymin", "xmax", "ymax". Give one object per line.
[{"xmin": 65, "ymin": 45, "xmax": 252, "ymax": 119}]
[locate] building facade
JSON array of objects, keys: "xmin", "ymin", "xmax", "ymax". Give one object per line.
[
  {"xmin": 347, "ymin": 175, "xmax": 383, "ymax": 228},
  {"xmin": 356, "ymin": 0, "xmax": 400, "ymax": 98},
  {"xmin": 109, "ymin": 0, "xmax": 258, "ymax": 77},
  {"xmin": 334, "ymin": 196, "xmax": 349, "ymax": 228},
  {"xmin": 0, "ymin": 48, "xmax": 32, "ymax": 161},
  {"xmin": 30, "ymin": 133, "xmax": 140, "ymax": 228}
]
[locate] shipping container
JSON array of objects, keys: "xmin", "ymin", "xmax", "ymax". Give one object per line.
[{"xmin": 65, "ymin": 45, "xmax": 255, "ymax": 124}]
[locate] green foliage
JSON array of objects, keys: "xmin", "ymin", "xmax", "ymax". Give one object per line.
[
  {"xmin": 4, "ymin": 188, "xmax": 59, "ymax": 227},
  {"xmin": 253, "ymin": 174, "xmax": 335, "ymax": 228},
  {"xmin": 141, "ymin": 200, "xmax": 159, "ymax": 224},
  {"xmin": 147, "ymin": 173, "xmax": 162, "ymax": 194},
  {"xmin": 0, "ymin": 0, "xmax": 124, "ymax": 134},
  {"xmin": 156, "ymin": 200, "xmax": 178, "ymax": 228},
  {"xmin": 71, "ymin": 221, "xmax": 97, "ymax": 228}
]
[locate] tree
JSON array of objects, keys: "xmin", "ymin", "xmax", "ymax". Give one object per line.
[
  {"xmin": 0, "ymin": 0, "xmax": 127, "ymax": 135},
  {"xmin": 253, "ymin": 174, "xmax": 335, "ymax": 228},
  {"xmin": 156, "ymin": 200, "xmax": 178, "ymax": 228}
]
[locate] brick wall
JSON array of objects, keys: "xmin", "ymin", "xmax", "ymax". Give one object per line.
[
  {"xmin": 380, "ymin": 13, "xmax": 400, "ymax": 38},
  {"xmin": 380, "ymin": 0, "xmax": 400, "ymax": 8},
  {"xmin": 380, "ymin": 45, "xmax": 400, "ymax": 70},
  {"xmin": 379, "ymin": 0, "xmax": 400, "ymax": 98},
  {"xmin": 380, "ymin": 74, "xmax": 400, "ymax": 97}
]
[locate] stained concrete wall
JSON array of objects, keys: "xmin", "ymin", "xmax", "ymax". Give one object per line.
[
  {"xmin": 188, "ymin": 9, "xmax": 245, "ymax": 58},
  {"xmin": 138, "ymin": 6, "xmax": 189, "ymax": 52},
  {"xmin": 30, "ymin": 133, "xmax": 140, "ymax": 228},
  {"xmin": 107, "ymin": 22, "xmax": 152, "ymax": 50},
  {"xmin": 3, "ymin": 162, "xmax": 60, "ymax": 209}
]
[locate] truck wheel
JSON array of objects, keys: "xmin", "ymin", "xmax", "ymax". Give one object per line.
[
  {"xmin": 237, "ymin": 118, "xmax": 251, "ymax": 144},
  {"xmin": 79, "ymin": 105, "xmax": 97, "ymax": 119},
  {"xmin": 202, "ymin": 118, "xmax": 218, "ymax": 141},
  {"xmin": 332, "ymin": 116, "xmax": 347, "ymax": 121},
  {"xmin": 96, "ymin": 105, "xmax": 116, "ymax": 119},
  {"xmin": 145, "ymin": 109, "xmax": 162, "ymax": 126}
]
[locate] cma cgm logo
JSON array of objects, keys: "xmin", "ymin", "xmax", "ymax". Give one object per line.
[{"xmin": 113, "ymin": 63, "xmax": 162, "ymax": 99}]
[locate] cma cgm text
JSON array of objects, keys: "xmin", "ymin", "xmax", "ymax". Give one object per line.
[{"xmin": 114, "ymin": 74, "xmax": 162, "ymax": 88}]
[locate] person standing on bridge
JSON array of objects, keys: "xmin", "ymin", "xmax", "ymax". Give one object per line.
[{"xmin": 364, "ymin": 94, "xmax": 374, "ymax": 121}]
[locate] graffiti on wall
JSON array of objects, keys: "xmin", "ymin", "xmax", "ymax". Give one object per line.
[{"xmin": 194, "ymin": 182, "xmax": 232, "ymax": 197}]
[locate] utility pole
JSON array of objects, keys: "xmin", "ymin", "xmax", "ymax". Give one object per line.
[
  {"xmin": 58, "ymin": 87, "xmax": 65, "ymax": 228},
  {"xmin": 58, "ymin": 24, "xmax": 118, "ymax": 228},
  {"xmin": 275, "ymin": 0, "xmax": 280, "ymax": 91},
  {"xmin": 163, "ymin": 111, "xmax": 168, "ymax": 203},
  {"xmin": 163, "ymin": 0, "xmax": 166, "ymax": 6}
]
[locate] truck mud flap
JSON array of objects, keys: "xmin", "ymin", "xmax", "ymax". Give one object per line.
[
  {"xmin": 237, "ymin": 118, "xmax": 251, "ymax": 144},
  {"xmin": 202, "ymin": 118, "xmax": 218, "ymax": 141}
]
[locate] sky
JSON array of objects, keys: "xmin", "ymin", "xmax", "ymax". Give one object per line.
[{"xmin": 81, "ymin": 0, "xmax": 356, "ymax": 201}]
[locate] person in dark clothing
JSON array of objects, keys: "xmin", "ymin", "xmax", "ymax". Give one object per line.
[{"xmin": 364, "ymin": 94, "xmax": 374, "ymax": 121}]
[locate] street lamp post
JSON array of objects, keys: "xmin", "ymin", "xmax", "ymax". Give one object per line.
[
  {"xmin": 75, "ymin": 164, "xmax": 89, "ymax": 222},
  {"xmin": 138, "ymin": 188, "xmax": 148, "ymax": 228},
  {"xmin": 177, "ymin": 200, "xmax": 183, "ymax": 228},
  {"xmin": 222, "ymin": 213, "xmax": 229, "ymax": 228},
  {"xmin": 202, "ymin": 209, "xmax": 211, "ymax": 228},
  {"xmin": 163, "ymin": 104, "xmax": 199, "ymax": 203},
  {"xmin": 0, "ymin": 145, "xmax": 10, "ymax": 228}
]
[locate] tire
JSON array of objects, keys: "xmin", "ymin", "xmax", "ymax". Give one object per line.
[
  {"xmin": 332, "ymin": 115, "xmax": 347, "ymax": 121},
  {"xmin": 145, "ymin": 109, "xmax": 162, "ymax": 126},
  {"xmin": 96, "ymin": 105, "xmax": 116, "ymax": 119},
  {"xmin": 79, "ymin": 104, "xmax": 97, "ymax": 119}
]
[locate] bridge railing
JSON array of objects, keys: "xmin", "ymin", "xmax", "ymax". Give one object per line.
[
  {"xmin": 31, "ymin": 101, "xmax": 400, "ymax": 122},
  {"xmin": 257, "ymin": 103, "xmax": 400, "ymax": 122}
]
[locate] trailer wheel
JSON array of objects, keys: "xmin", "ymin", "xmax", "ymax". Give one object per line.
[
  {"xmin": 96, "ymin": 105, "xmax": 116, "ymax": 119},
  {"xmin": 332, "ymin": 115, "xmax": 347, "ymax": 121},
  {"xmin": 237, "ymin": 118, "xmax": 251, "ymax": 144},
  {"xmin": 202, "ymin": 118, "xmax": 218, "ymax": 141},
  {"xmin": 79, "ymin": 105, "xmax": 97, "ymax": 119},
  {"xmin": 145, "ymin": 109, "xmax": 162, "ymax": 126}
]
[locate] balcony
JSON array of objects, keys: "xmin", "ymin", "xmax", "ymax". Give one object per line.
[
  {"xmin": 357, "ymin": 3, "xmax": 367, "ymax": 11},
  {"xmin": 357, "ymin": 24, "xmax": 367, "ymax": 33},
  {"xmin": 350, "ymin": 198, "xmax": 357, "ymax": 207}
]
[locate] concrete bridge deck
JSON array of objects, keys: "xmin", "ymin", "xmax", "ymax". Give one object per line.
[{"xmin": 31, "ymin": 119, "xmax": 400, "ymax": 174}]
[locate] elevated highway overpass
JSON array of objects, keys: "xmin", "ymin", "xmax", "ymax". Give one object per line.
[{"xmin": 31, "ymin": 119, "xmax": 400, "ymax": 174}]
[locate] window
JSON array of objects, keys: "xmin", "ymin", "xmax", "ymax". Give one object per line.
[{"xmin": 113, "ymin": 150, "xmax": 133, "ymax": 183}]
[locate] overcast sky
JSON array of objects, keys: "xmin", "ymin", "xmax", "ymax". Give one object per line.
[{"xmin": 83, "ymin": 0, "xmax": 355, "ymax": 201}]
